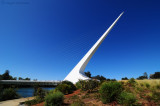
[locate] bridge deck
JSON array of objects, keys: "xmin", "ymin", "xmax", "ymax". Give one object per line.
[{"xmin": 0, "ymin": 80, "xmax": 62, "ymax": 86}]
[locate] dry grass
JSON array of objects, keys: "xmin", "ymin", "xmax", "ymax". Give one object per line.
[
  {"xmin": 120, "ymin": 79, "xmax": 160, "ymax": 86},
  {"xmin": 136, "ymin": 79, "xmax": 160, "ymax": 88}
]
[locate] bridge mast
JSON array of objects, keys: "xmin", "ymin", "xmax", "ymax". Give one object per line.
[{"xmin": 64, "ymin": 12, "xmax": 124, "ymax": 84}]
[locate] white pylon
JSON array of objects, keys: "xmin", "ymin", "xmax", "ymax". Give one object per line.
[{"xmin": 64, "ymin": 12, "xmax": 124, "ymax": 84}]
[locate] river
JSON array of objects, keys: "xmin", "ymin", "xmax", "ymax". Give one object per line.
[{"xmin": 16, "ymin": 87, "xmax": 55, "ymax": 98}]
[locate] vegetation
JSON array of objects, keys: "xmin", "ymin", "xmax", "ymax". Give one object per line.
[
  {"xmin": 150, "ymin": 72, "xmax": 160, "ymax": 79},
  {"xmin": 128, "ymin": 78, "xmax": 137, "ymax": 87},
  {"xmin": 92, "ymin": 75, "xmax": 106, "ymax": 81},
  {"xmin": 0, "ymin": 70, "xmax": 31, "ymax": 80},
  {"xmin": 61, "ymin": 80, "xmax": 76, "ymax": 91},
  {"xmin": 99, "ymin": 81, "xmax": 123, "ymax": 103},
  {"xmin": 71, "ymin": 99, "xmax": 85, "ymax": 106},
  {"xmin": 1, "ymin": 70, "xmax": 160, "ymax": 105},
  {"xmin": 137, "ymin": 72, "xmax": 148, "ymax": 80},
  {"xmin": 122, "ymin": 77, "xmax": 128, "ymax": 80},
  {"xmin": 25, "ymin": 87, "xmax": 46, "ymax": 105},
  {"xmin": 76, "ymin": 80, "xmax": 99, "ymax": 92},
  {"xmin": 0, "ymin": 88, "xmax": 19, "ymax": 101},
  {"xmin": 55, "ymin": 81, "xmax": 76, "ymax": 94},
  {"xmin": 84, "ymin": 71, "xmax": 91, "ymax": 78},
  {"xmin": 118, "ymin": 91, "xmax": 137, "ymax": 106},
  {"xmin": 45, "ymin": 91, "xmax": 64, "ymax": 106}
]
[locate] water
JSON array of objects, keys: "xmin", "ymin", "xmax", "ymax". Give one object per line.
[{"xmin": 16, "ymin": 87, "xmax": 55, "ymax": 98}]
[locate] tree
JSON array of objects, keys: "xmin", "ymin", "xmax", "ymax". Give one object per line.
[
  {"xmin": 0, "ymin": 75, "xmax": 2, "ymax": 80},
  {"xmin": 122, "ymin": 77, "xmax": 128, "ymax": 80},
  {"xmin": 137, "ymin": 76, "xmax": 146, "ymax": 80},
  {"xmin": 18, "ymin": 77, "xmax": 23, "ymax": 80},
  {"xmin": 143, "ymin": 72, "xmax": 148, "ymax": 79},
  {"xmin": 24, "ymin": 77, "xmax": 30, "ymax": 80},
  {"xmin": 84, "ymin": 71, "xmax": 91, "ymax": 78},
  {"xmin": 137, "ymin": 72, "xmax": 148, "ymax": 80},
  {"xmin": 2, "ymin": 70, "xmax": 12, "ymax": 80},
  {"xmin": 13, "ymin": 77, "xmax": 17, "ymax": 80},
  {"xmin": 150, "ymin": 72, "xmax": 160, "ymax": 79},
  {"xmin": 92, "ymin": 75, "xmax": 106, "ymax": 81}
]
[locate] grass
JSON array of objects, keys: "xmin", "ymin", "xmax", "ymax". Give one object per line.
[
  {"xmin": 120, "ymin": 79, "xmax": 160, "ymax": 89},
  {"xmin": 136, "ymin": 79, "xmax": 160, "ymax": 87}
]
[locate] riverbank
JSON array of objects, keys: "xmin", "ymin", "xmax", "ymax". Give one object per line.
[{"xmin": 0, "ymin": 97, "xmax": 34, "ymax": 106}]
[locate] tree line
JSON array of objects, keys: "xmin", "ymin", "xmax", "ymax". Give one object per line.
[
  {"xmin": 122, "ymin": 72, "xmax": 160, "ymax": 80},
  {"xmin": 0, "ymin": 70, "xmax": 31, "ymax": 80},
  {"xmin": 84, "ymin": 71, "xmax": 160, "ymax": 81}
]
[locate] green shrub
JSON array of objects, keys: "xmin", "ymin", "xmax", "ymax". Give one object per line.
[
  {"xmin": 156, "ymin": 84, "xmax": 160, "ymax": 89},
  {"xmin": 75, "ymin": 81, "xmax": 81, "ymax": 89},
  {"xmin": 140, "ymin": 83, "xmax": 144, "ymax": 87},
  {"xmin": 45, "ymin": 91, "xmax": 64, "ymax": 106},
  {"xmin": 118, "ymin": 91, "xmax": 137, "ymax": 106},
  {"xmin": 49, "ymin": 89, "xmax": 56, "ymax": 94},
  {"xmin": 55, "ymin": 81, "xmax": 76, "ymax": 94},
  {"xmin": 78, "ymin": 80, "xmax": 87, "ymax": 91},
  {"xmin": 25, "ymin": 99, "xmax": 38, "ymax": 106},
  {"xmin": 55, "ymin": 84, "xmax": 72, "ymax": 94},
  {"xmin": 77, "ymin": 80, "xmax": 99, "ymax": 92},
  {"xmin": 145, "ymin": 83, "xmax": 150, "ymax": 88},
  {"xmin": 2, "ymin": 88, "xmax": 19, "ymax": 101},
  {"xmin": 25, "ymin": 96, "xmax": 44, "ymax": 106},
  {"xmin": 99, "ymin": 81, "xmax": 123, "ymax": 103},
  {"xmin": 35, "ymin": 88, "xmax": 46, "ymax": 99},
  {"xmin": 136, "ymin": 87, "xmax": 144, "ymax": 92},
  {"xmin": 128, "ymin": 78, "xmax": 136, "ymax": 87},
  {"xmin": 152, "ymin": 91, "xmax": 160, "ymax": 102},
  {"xmin": 145, "ymin": 91, "xmax": 160, "ymax": 102},
  {"xmin": 62, "ymin": 81, "xmax": 76, "ymax": 91},
  {"xmin": 25, "ymin": 88, "xmax": 46, "ymax": 106},
  {"xmin": 87, "ymin": 80, "xmax": 99, "ymax": 92}
]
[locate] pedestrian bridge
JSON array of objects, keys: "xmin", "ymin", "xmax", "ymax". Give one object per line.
[{"xmin": 0, "ymin": 80, "xmax": 61, "ymax": 86}]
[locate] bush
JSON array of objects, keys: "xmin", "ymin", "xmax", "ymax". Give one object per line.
[
  {"xmin": 136, "ymin": 87, "xmax": 144, "ymax": 92},
  {"xmin": 152, "ymin": 91, "xmax": 160, "ymax": 102},
  {"xmin": 99, "ymin": 81, "xmax": 123, "ymax": 103},
  {"xmin": 25, "ymin": 88, "xmax": 46, "ymax": 106},
  {"xmin": 75, "ymin": 81, "xmax": 81, "ymax": 89},
  {"xmin": 118, "ymin": 91, "xmax": 137, "ymax": 106},
  {"xmin": 156, "ymin": 84, "xmax": 160, "ymax": 89},
  {"xmin": 78, "ymin": 80, "xmax": 87, "ymax": 91},
  {"xmin": 25, "ymin": 99, "xmax": 38, "ymax": 106},
  {"xmin": 55, "ymin": 80, "xmax": 76, "ymax": 94},
  {"xmin": 140, "ymin": 83, "xmax": 144, "ymax": 87},
  {"xmin": 1, "ymin": 88, "xmax": 19, "ymax": 101},
  {"xmin": 55, "ymin": 84, "xmax": 72, "ymax": 94},
  {"xmin": 62, "ymin": 81, "xmax": 76, "ymax": 91},
  {"xmin": 25, "ymin": 96, "xmax": 44, "ymax": 106},
  {"xmin": 45, "ymin": 91, "xmax": 64, "ymax": 106},
  {"xmin": 128, "ymin": 78, "xmax": 136, "ymax": 87},
  {"xmin": 77, "ymin": 80, "xmax": 99, "ymax": 92},
  {"xmin": 87, "ymin": 80, "xmax": 99, "ymax": 92},
  {"xmin": 145, "ymin": 83, "xmax": 150, "ymax": 88},
  {"xmin": 35, "ymin": 88, "xmax": 46, "ymax": 99}
]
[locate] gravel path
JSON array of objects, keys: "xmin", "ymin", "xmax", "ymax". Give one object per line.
[{"xmin": 0, "ymin": 97, "xmax": 34, "ymax": 106}]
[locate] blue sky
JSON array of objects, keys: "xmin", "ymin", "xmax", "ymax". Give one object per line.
[{"xmin": 0, "ymin": 0, "xmax": 160, "ymax": 80}]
